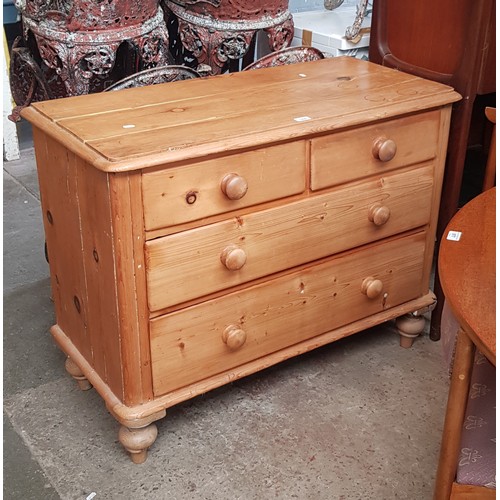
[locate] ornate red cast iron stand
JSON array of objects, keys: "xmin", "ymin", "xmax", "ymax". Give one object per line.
[
  {"xmin": 164, "ymin": 0, "xmax": 294, "ymax": 75},
  {"xmin": 10, "ymin": 0, "xmax": 170, "ymax": 119}
]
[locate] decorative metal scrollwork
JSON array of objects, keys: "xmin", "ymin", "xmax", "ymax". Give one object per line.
[
  {"xmin": 324, "ymin": 0, "xmax": 344, "ymax": 10},
  {"xmin": 218, "ymin": 35, "xmax": 250, "ymax": 61},
  {"xmin": 265, "ymin": 17, "xmax": 294, "ymax": 53},
  {"xmin": 167, "ymin": 0, "xmax": 294, "ymax": 75},
  {"xmin": 105, "ymin": 65, "xmax": 201, "ymax": 91},
  {"xmin": 172, "ymin": 0, "xmax": 221, "ymax": 6},
  {"xmin": 10, "ymin": 2, "xmax": 170, "ymax": 102},
  {"xmin": 80, "ymin": 47, "xmax": 116, "ymax": 77},
  {"xmin": 8, "ymin": 36, "xmax": 51, "ymax": 122},
  {"xmin": 244, "ymin": 46, "xmax": 324, "ymax": 72},
  {"xmin": 345, "ymin": 0, "xmax": 370, "ymax": 41}
]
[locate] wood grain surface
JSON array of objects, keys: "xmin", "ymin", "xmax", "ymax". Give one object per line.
[
  {"xmin": 438, "ymin": 188, "xmax": 496, "ymax": 364},
  {"xmin": 23, "ymin": 57, "xmax": 461, "ymax": 172}
]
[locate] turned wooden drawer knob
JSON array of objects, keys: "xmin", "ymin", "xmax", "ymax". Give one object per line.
[
  {"xmin": 222, "ymin": 325, "xmax": 247, "ymax": 350},
  {"xmin": 368, "ymin": 203, "xmax": 391, "ymax": 226},
  {"xmin": 221, "ymin": 173, "xmax": 248, "ymax": 200},
  {"xmin": 220, "ymin": 244, "xmax": 247, "ymax": 270},
  {"xmin": 372, "ymin": 137, "xmax": 397, "ymax": 162},
  {"xmin": 361, "ymin": 277, "xmax": 384, "ymax": 299}
]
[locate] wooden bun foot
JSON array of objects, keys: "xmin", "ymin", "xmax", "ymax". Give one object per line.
[
  {"xmin": 395, "ymin": 313, "xmax": 426, "ymax": 349},
  {"xmin": 399, "ymin": 334, "xmax": 417, "ymax": 349},
  {"xmin": 64, "ymin": 357, "xmax": 92, "ymax": 390},
  {"xmin": 118, "ymin": 424, "xmax": 158, "ymax": 464}
]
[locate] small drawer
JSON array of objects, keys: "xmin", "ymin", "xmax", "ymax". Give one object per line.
[
  {"xmin": 150, "ymin": 231, "xmax": 427, "ymax": 396},
  {"xmin": 145, "ymin": 163, "xmax": 434, "ymax": 311},
  {"xmin": 310, "ymin": 110, "xmax": 440, "ymax": 190},
  {"xmin": 142, "ymin": 141, "xmax": 307, "ymax": 230}
]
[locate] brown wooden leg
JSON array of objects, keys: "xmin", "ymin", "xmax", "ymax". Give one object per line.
[
  {"xmin": 433, "ymin": 328, "xmax": 475, "ymax": 500},
  {"xmin": 395, "ymin": 313, "xmax": 426, "ymax": 348},
  {"xmin": 430, "ymin": 272, "xmax": 445, "ymax": 341},
  {"xmin": 431, "ymin": 98, "xmax": 476, "ymax": 342},
  {"xmin": 118, "ymin": 423, "xmax": 158, "ymax": 464},
  {"xmin": 64, "ymin": 356, "xmax": 92, "ymax": 391}
]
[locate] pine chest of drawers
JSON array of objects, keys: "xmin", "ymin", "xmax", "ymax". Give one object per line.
[{"xmin": 23, "ymin": 57, "xmax": 460, "ymax": 462}]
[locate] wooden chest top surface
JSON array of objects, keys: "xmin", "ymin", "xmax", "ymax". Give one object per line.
[{"xmin": 22, "ymin": 57, "xmax": 460, "ymax": 172}]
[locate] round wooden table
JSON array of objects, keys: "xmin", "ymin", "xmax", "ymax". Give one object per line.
[
  {"xmin": 434, "ymin": 187, "xmax": 496, "ymax": 500},
  {"xmin": 439, "ymin": 187, "xmax": 496, "ymax": 363}
]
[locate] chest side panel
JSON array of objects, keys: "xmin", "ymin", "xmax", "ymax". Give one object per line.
[{"xmin": 33, "ymin": 128, "xmax": 125, "ymax": 400}]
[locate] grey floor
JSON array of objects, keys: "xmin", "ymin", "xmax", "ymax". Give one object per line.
[{"xmin": 4, "ymin": 137, "xmax": 450, "ymax": 499}]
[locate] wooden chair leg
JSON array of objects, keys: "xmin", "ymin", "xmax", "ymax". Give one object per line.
[
  {"xmin": 433, "ymin": 328, "xmax": 475, "ymax": 500},
  {"xmin": 482, "ymin": 107, "xmax": 496, "ymax": 191},
  {"xmin": 430, "ymin": 272, "xmax": 446, "ymax": 341}
]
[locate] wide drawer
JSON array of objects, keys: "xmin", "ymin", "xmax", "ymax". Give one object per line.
[
  {"xmin": 145, "ymin": 163, "xmax": 434, "ymax": 311},
  {"xmin": 310, "ymin": 110, "xmax": 440, "ymax": 190},
  {"xmin": 142, "ymin": 141, "xmax": 307, "ymax": 230},
  {"xmin": 150, "ymin": 231, "xmax": 427, "ymax": 396}
]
